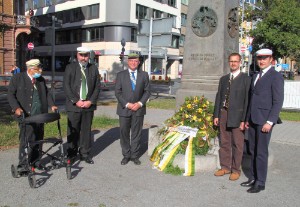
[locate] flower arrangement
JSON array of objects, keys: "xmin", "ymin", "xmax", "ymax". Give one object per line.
[
  {"xmin": 150, "ymin": 96, "xmax": 217, "ymax": 176},
  {"xmin": 159, "ymin": 96, "xmax": 216, "ymax": 155}
]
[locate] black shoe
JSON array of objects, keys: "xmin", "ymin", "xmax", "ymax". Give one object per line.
[
  {"xmin": 241, "ymin": 179, "xmax": 255, "ymax": 187},
  {"xmin": 17, "ymin": 164, "xmax": 28, "ymax": 172},
  {"xmin": 80, "ymin": 156, "xmax": 94, "ymax": 164},
  {"xmin": 131, "ymin": 158, "xmax": 141, "ymax": 165},
  {"xmin": 121, "ymin": 157, "xmax": 130, "ymax": 165},
  {"xmin": 247, "ymin": 185, "xmax": 265, "ymax": 193}
]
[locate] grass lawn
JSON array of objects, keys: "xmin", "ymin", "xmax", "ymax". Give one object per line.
[
  {"xmin": 0, "ymin": 113, "xmax": 119, "ymax": 149},
  {"xmin": 147, "ymin": 98, "xmax": 176, "ymax": 109}
]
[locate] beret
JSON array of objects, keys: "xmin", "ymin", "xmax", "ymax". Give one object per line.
[{"xmin": 128, "ymin": 53, "xmax": 140, "ymax": 59}]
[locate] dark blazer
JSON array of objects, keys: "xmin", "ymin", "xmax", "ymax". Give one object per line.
[
  {"xmin": 115, "ymin": 69, "xmax": 151, "ymax": 117},
  {"xmin": 7, "ymin": 72, "xmax": 55, "ymax": 116},
  {"xmin": 214, "ymin": 72, "xmax": 251, "ymax": 128},
  {"xmin": 64, "ymin": 62, "xmax": 100, "ymax": 112},
  {"xmin": 247, "ymin": 67, "xmax": 284, "ymax": 125}
]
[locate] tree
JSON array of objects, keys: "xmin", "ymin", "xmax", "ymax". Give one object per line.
[{"xmin": 249, "ymin": 0, "xmax": 300, "ymax": 61}]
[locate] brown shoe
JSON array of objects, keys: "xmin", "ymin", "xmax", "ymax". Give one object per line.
[
  {"xmin": 229, "ymin": 172, "xmax": 240, "ymax": 181},
  {"xmin": 214, "ymin": 169, "xmax": 230, "ymax": 176}
]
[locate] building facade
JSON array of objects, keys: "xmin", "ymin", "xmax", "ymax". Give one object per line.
[
  {"xmin": 26, "ymin": 0, "xmax": 182, "ymax": 81},
  {"xmin": 0, "ymin": 0, "xmax": 36, "ymax": 75}
]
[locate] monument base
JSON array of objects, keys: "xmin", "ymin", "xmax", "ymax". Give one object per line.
[{"xmin": 176, "ymin": 88, "xmax": 217, "ymax": 108}]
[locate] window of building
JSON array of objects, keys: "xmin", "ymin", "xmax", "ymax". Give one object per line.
[
  {"xmin": 70, "ymin": 8, "xmax": 83, "ymax": 22},
  {"xmin": 90, "ymin": 4, "xmax": 99, "ymax": 19},
  {"xmin": 179, "ymin": 35, "xmax": 185, "ymax": 47},
  {"xmin": 45, "ymin": 0, "xmax": 52, "ymax": 6},
  {"xmin": 181, "ymin": 0, "xmax": 188, "ymax": 5},
  {"xmin": 90, "ymin": 28, "xmax": 100, "ymax": 41},
  {"xmin": 136, "ymin": 4, "xmax": 148, "ymax": 19},
  {"xmin": 171, "ymin": 35, "xmax": 179, "ymax": 48},
  {"xmin": 131, "ymin": 28, "xmax": 137, "ymax": 42},
  {"xmin": 168, "ymin": 0, "xmax": 176, "ymax": 7},
  {"xmin": 71, "ymin": 29, "xmax": 81, "ymax": 43},
  {"xmin": 33, "ymin": 0, "xmax": 38, "ymax": 9},
  {"xmin": 151, "ymin": 58, "xmax": 163, "ymax": 75},
  {"xmin": 181, "ymin": 13, "xmax": 187, "ymax": 26},
  {"xmin": 56, "ymin": 31, "xmax": 69, "ymax": 44},
  {"xmin": 167, "ymin": 14, "xmax": 176, "ymax": 27},
  {"xmin": 153, "ymin": 9, "xmax": 163, "ymax": 19}
]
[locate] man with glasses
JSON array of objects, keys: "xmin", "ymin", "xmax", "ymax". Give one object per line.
[
  {"xmin": 241, "ymin": 48, "xmax": 284, "ymax": 193},
  {"xmin": 115, "ymin": 53, "xmax": 151, "ymax": 165},
  {"xmin": 8, "ymin": 59, "xmax": 57, "ymax": 170},
  {"xmin": 64, "ymin": 47, "xmax": 100, "ymax": 164},
  {"xmin": 213, "ymin": 53, "xmax": 251, "ymax": 181}
]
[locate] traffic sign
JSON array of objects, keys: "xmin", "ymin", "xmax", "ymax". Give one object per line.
[{"xmin": 27, "ymin": 42, "xmax": 34, "ymax": 50}]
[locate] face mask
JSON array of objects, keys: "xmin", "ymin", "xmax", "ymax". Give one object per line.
[{"xmin": 33, "ymin": 73, "xmax": 41, "ymax": 78}]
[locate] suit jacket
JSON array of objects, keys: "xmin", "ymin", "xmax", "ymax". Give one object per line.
[
  {"xmin": 64, "ymin": 62, "xmax": 100, "ymax": 112},
  {"xmin": 247, "ymin": 67, "xmax": 284, "ymax": 125},
  {"xmin": 115, "ymin": 69, "xmax": 151, "ymax": 117},
  {"xmin": 214, "ymin": 72, "xmax": 251, "ymax": 128},
  {"xmin": 7, "ymin": 72, "xmax": 55, "ymax": 116}
]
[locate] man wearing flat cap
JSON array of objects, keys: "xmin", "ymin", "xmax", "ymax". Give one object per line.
[
  {"xmin": 115, "ymin": 53, "xmax": 151, "ymax": 165},
  {"xmin": 64, "ymin": 47, "xmax": 100, "ymax": 164},
  {"xmin": 241, "ymin": 48, "xmax": 284, "ymax": 193},
  {"xmin": 8, "ymin": 59, "xmax": 57, "ymax": 170}
]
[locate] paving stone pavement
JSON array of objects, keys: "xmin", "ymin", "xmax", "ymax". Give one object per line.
[{"xmin": 0, "ymin": 106, "xmax": 299, "ymax": 207}]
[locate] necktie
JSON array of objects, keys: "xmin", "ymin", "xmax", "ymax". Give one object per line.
[
  {"xmin": 81, "ymin": 66, "xmax": 87, "ymax": 100},
  {"xmin": 224, "ymin": 75, "xmax": 233, "ymax": 109},
  {"xmin": 131, "ymin": 72, "xmax": 136, "ymax": 91},
  {"xmin": 32, "ymin": 78, "xmax": 36, "ymax": 85},
  {"xmin": 255, "ymin": 71, "xmax": 263, "ymax": 86}
]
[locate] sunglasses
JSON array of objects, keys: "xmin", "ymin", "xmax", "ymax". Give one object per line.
[
  {"xmin": 257, "ymin": 56, "xmax": 271, "ymax": 60},
  {"xmin": 79, "ymin": 53, "xmax": 89, "ymax": 57}
]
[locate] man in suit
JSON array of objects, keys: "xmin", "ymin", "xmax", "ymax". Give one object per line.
[
  {"xmin": 213, "ymin": 53, "xmax": 251, "ymax": 181},
  {"xmin": 115, "ymin": 53, "xmax": 151, "ymax": 165},
  {"xmin": 64, "ymin": 47, "xmax": 100, "ymax": 164},
  {"xmin": 241, "ymin": 48, "xmax": 284, "ymax": 193},
  {"xmin": 8, "ymin": 59, "xmax": 57, "ymax": 170}
]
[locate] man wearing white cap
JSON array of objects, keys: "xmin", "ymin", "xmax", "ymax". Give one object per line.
[
  {"xmin": 241, "ymin": 49, "xmax": 284, "ymax": 193},
  {"xmin": 8, "ymin": 59, "xmax": 57, "ymax": 170},
  {"xmin": 64, "ymin": 47, "xmax": 100, "ymax": 164}
]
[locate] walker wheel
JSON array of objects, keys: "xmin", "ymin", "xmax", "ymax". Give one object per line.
[
  {"xmin": 11, "ymin": 165, "xmax": 20, "ymax": 178},
  {"xmin": 28, "ymin": 173, "xmax": 36, "ymax": 188},
  {"xmin": 66, "ymin": 166, "xmax": 72, "ymax": 180}
]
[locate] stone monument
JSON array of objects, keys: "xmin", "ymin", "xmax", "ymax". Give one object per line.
[{"xmin": 176, "ymin": 0, "xmax": 239, "ymax": 106}]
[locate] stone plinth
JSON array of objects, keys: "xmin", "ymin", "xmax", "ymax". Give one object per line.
[{"xmin": 176, "ymin": 0, "xmax": 239, "ymax": 106}]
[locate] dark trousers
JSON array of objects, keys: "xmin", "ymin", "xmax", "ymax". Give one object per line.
[
  {"xmin": 119, "ymin": 114, "xmax": 144, "ymax": 159},
  {"xmin": 219, "ymin": 109, "xmax": 245, "ymax": 173},
  {"xmin": 18, "ymin": 123, "xmax": 44, "ymax": 166},
  {"xmin": 248, "ymin": 121, "xmax": 272, "ymax": 186},
  {"xmin": 67, "ymin": 111, "xmax": 94, "ymax": 158}
]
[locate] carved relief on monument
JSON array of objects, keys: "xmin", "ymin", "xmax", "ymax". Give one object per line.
[
  {"xmin": 227, "ymin": 7, "xmax": 239, "ymax": 38},
  {"xmin": 191, "ymin": 6, "xmax": 218, "ymax": 37}
]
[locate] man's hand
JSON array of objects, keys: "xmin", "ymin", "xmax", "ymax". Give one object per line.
[
  {"xmin": 213, "ymin": 118, "xmax": 219, "ymax": 126},
  {"xmin": 76, "ymin": 100, "xmax": 85, "ymax": 108},
  {"xmin": 245, "ymin": 122, "xmax": 250, "ymax": 129},
  {"xmin": 51, "ymin": 106, "xmax": 58, "ymax": 112},
  {"xmin": 82, "ymin": 101, "xmax": 92, "ymax": 108},
  {"xmin": 239, "ymin": 122, "xmax": 245, "ymax": 131},
  {"xmin": 127, "ymin": 103, "xmax": 134, "ymax": 110},
  {"xmin": 131, "ymin": 102, "xmax": 141, "ymax": 111},
  {"xmin": 15, "ymin": 108, "xmax": 23, "ymax": 116},
  {"xmin": 262, "ymin": 123, "xmax": 272, "ymax": 133}
]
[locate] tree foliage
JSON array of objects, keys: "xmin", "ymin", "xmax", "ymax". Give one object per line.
[{"xmin": 249, "ymin": 0, "xmax": 300, "ymax": 61}]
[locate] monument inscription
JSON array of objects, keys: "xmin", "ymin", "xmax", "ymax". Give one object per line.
[{"xmin": 188, "ymin": 53, "xmax": 217, "ymax": 62}]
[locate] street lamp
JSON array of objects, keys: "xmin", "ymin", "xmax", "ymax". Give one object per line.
[{"xmin": 120, "ymin": 38, "xmax": 126, "ymax": 69}]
